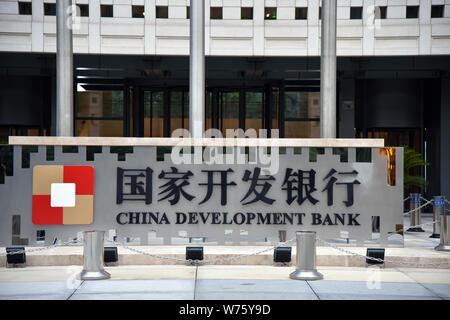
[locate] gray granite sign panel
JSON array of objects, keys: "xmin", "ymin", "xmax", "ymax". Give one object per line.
[{"xmin": 0, "ymin": 145, "xmax": 404, "ymax": 247}]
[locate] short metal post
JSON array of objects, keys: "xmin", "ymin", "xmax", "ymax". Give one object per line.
[
  {"xmin": 430, "ymin": 196, "xmax": 444, "ymax": 238},
  {"xmin": 435, "ymin": 197, "xmax": 450, "ymax": 251},
  {"xmin": 290, "ymin": 231, "xmax": 323, "ymax": 281},
  {"xmin": 407, "ymin": 193, "xmax": 425, "ymax": 232},
  {"xmin": 79, "ymin": 231, "xmax": 111, "ymax": 280}
]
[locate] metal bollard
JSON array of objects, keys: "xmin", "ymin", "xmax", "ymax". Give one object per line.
[
  {"xmin": 430, "ymin": 196, "xmax": 444, "ymax": 238},
  {"xmin": 289, "ymin": 231, "xmax": 323, "ymax": 281},
  {"xmin": 435, "ymin": 197, "xmax": 450, "ymax": 252},
  {"xmin": 79, "ymin": 231, "xmax": 111, "ymax": 280},
  {"xmin": 407, "ymin": 193, "xmax": 425, "ymax": 232}
]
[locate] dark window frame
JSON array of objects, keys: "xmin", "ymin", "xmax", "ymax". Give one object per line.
[
  {"xmin": 376, "ymin": 6, "xmax": 387, "ymax": 19},
  {"xmin": 431, "ymin": 5, "xmax": 444, "ymax": 18},
  {"xmin": 210, "ymin": 6, "xmax": 223, "ymax": 20},
  {"xmin": 406, "ymin": 5, "xmax": 419, "ymax": 19},
  {"xmin": 156, "ymin": 5, "xmax": 168, "ymax": 19},
  {"xmin": 43, "ymin": 3, "xmax": 56, "ymax": 16},
  {"xmin": 100, "ymin": 4, "xmax": 113, "ymax": 18},
  {"xmin": 132, "ymin": 5, "xmax": 145, "ymax": 18},
  {"xmin": 295, "ymin": 7, "xmax": 308, "ymax": 20},
  {"xmin": 265, "ymin": 7, "xmax": 277, "ymax": 20},
  {"xmin": 350, "ymin": 6, "xmax": 363, "ymax": 20},
  {"xmin": 18, "ymin": 2, "xmax": 32, "ymax": 15},
  {"xmin": 241, "ymin": 7, "xmax": 253, "ymax": 20},
  {"xmin": 77, "ymin": 4, "xmax": 89, "ymax": 17}
]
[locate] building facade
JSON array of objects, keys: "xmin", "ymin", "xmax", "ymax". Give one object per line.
[{"xmin": 0, "ymin": 0, "xmax": 449, "ymax": 199}]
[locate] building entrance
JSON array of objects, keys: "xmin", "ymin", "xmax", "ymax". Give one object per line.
[
  {"xmin": 74, "ymin": 83, "xmax": 321, "ymax": 139},
  {"xmin": 134, "ymin": 86, "xmax": 282, "ymax": 138}
]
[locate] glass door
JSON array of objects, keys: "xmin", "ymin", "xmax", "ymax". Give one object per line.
[
  {"xmin": 143, "ymin": 90, "xmax": 164, "ymax": 137},
  {"xmin": 245, "ymin": 91, "xmax": 264, "ymax": 136},
  {"xmin": 366, "ymin": 129, "xmax": 421, "ymax": 152},
  {"xmin": 283, "ymin": 91, "xmax": 320, "ymax": 138},
  {"xmin": 76, "ymin": 90, "xmax": 125, "ymax": 137},
  {"xmin": 170, "ymin": 90, "xmax": 189, "ymax": 135},
  {"xmin": 219, "ymin": 90, "xmax": 240, "ymax": 136}
]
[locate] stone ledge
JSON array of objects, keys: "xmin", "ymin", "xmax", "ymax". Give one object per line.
[
  {"xmin": 8, "ymin": 136, "xmax": 385, "ymax": 147},
  {"xmin": 1, "ymin": 246, "xmax": 448, "ymax": 269}
]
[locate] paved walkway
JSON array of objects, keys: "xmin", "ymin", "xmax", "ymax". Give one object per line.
[
  {"xmin": 0, "ymin": 265, "xmax": 449, "ymax": 300},
  {"xmin": 0, "ymin": 214, "xmax": 449, "ymax": 300}
]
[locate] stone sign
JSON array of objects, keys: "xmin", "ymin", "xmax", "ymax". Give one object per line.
[{"xmin": 0, "ymin": 144, "xmax": 404, "ymax": 247}]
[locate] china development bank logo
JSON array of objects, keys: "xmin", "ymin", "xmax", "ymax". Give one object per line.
[{"xmin": 32, "ymin": 166, "xmax": 94, "ymax": 225}]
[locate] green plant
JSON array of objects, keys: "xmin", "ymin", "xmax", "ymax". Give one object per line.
[{"xmin": 403, "ymin": 145, "xmax": 429, "ymax": 189}]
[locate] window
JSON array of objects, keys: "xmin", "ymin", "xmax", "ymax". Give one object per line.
[
  {"xmin": 36, "ymin": 230, "xmax": 45, "ymax": 242},
  {"xmin": 170, "ymin": 91, "xmax": 190, "ymax": 135},
  {"xmin": 219, "ymin": 92, "xmax": 239, "ymax": 133},
  {"xmin": 132, "ymin": 5, "xmax": 145, "ymax": 18},
  {"xmin": 77, "ymin": 4, "xmax": 89, "ymax": 17},
  {"xmin": 144, "ymin": 91, "xmax": 165, "ymax": 137},
  {"xmin": 156, "ymin": 6, "xmax": 168, "ymax": 18},
  {"xmin": 77, "ymin": 91, "xmax": 124, "ymax": 137},
  {"xmin": 18, "ymin": 2, "xmax": 32, "ymax": 15},
  {"xmin": 245, "ymin": 92, "xmax": 264, "ymax": 134},
  {"xmin": 265, "ymin": 7, "xmax": 276, "ymax": 20},
  {"xmin": 101, "ymin": 4, "xmax": 113, "ymax": 17},
  {"xmin": 406, "ymin": 6, "xmax": 419, "ymax": 19},
  {"xmin": 241, "ymin": 7, "xmax": 253, "ymax": 20},
  {"xmin": 284, "ymin": 92, "xmax": 321, "ymax": 138},
  {"xmin": 44, "ymin": 3, "xmax": 56, "ymax": 16},
  {"xmin": 431, "ymin": 5, "xmax": 444, "ymax": 18},
  {"xmin": 350, "ymin": 7, "xmax": 363, "ymax": 19},
  {"xmin": 210, "ymin": 7, "xmax": 223, "ymax": 19},
  {"xmin": 295, "ymin": 7, "xmax": 308, "ymax": 20},
  {"xmin": 376, "ymin": 6, "xmax": 387, "ymax": 19},
  {"xmin": 319, "ymin": 7, "xmax": 321, "ymax": 20},
  {"xmin": 186, "ymin": 6, "xmax": 190, "ymax": 19}
]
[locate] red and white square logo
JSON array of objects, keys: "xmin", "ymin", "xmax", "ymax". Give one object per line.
[{"xmin": 32, "ymin": 165, "xmax": 94, "ymax": 225}]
